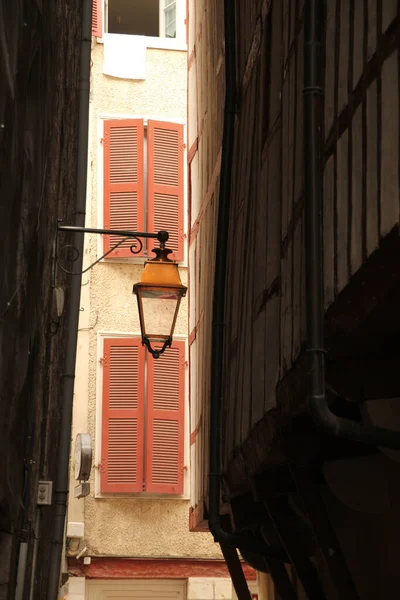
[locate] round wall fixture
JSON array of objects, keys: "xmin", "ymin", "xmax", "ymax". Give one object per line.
[{"xmin": 74, "ymin": 433, "xmax": 92, "ymax": 482}]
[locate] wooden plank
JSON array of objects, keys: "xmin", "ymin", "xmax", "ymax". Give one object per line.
[
  {"xmin": 323, "ymin": 155, "xmax": 335, "ymax": 308},
  {"xmin": 325, "ymin": 229, "xmax": 400, "ymax": 355},
  {"xmin": 220, "ymin": 544, "xmax": 252, "ymax": 600},
  {"xmin": 382, "ymin": 0, "xmax": 397, "ymax": 32},
  {"xmin": 351, "ymin": 105, "xmax": 363, "ymax": 275},
  {"xmin": 281, "ymin": 75, "xmax": 290, "ymax": 238},
  {"xmin": 338, "ymin": 0, "xmax": 350, "ymax": 114},
  {"xmin": 292, "ymin": 218, "xmax": 303, "ymax": 362},
  {"xmin": 295, "ymin": 26, "xmax": 304, "ymax": 204},
  {"xmin": 366, "ymin": 80, "xmax": 379, "ymax": 255},
  {"xmin": 254, "ymin": 160, "xmax": 269, "ymax": 306},
  {"xmin": 266, "ymin": 127, "xmax": 282, "ymax": 401},
  {"xmin": 380, "ymin": 51, "xmax": 399, "ymax": 237},
  {"xmin": 352, "ymin": 0, "xmax": 364, "ymax": 89},
  {"xmin": 267, "ymin": 560, "xmax": 297, "ymax": 600},
  {"xmin": 252, "ymin": 310, "xmax": 267, "ymax": 427},
  {"xmin": 336, "ymin": 129, "xmax": 349, "ymax": 293},
  {"xmin": 282, "ymin": 57, "xmax": 294, "ymax": 373},
  {"xmin": 367, "ymin": 0, "xmax": 377, "ymax": 59},
  {"xmin": 264, "ymin": 499, "xmax": 327, "ymax": 600},
  {"xmin": 269, "ymin": 0, "xmax": 283, "ymax": 128},
  {"xmin": 281, "ymin": 242, "xmax": 293, "ymax": 375},
  {"xmin": 267, "ymin": 129, "xmax": 282, "ymax": 284},
  {"xmin": 264, "ymin": 296, "xmax": 280, "ymax": 414},
  {"xmin": 325, "ymin": 0, "xmax": 336, "ymax": 135},
  {"xmin": 287, "ymin": 56, "xmax": 296, "ymax": 231},
  {"xmin": 290, "ymin": 468, "xmax": 360, "ymax": 600}
]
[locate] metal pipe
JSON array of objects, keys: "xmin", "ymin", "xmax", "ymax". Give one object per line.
[
  {"xmin": 208, "ymin": 0, "xmax": 289, "ymax": 566},
  {"xmin": 47, "ymin": 1, "xmax": 93, "ymax": 597},
  {"xmin": 304, "ymin": 0, "xmax": 400, "ymax": 448},
  {"xmin": 58, "ymin": 225, "xmax": 169, "ymax": 243},
  {"xmin": 15, "ymin": 543, "xmax": 28, "ymax": 600}
]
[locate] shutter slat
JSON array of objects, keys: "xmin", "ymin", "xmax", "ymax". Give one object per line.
[
  {"xmin": 104, "ymin": 120, "xmax": 144, "ymax": 258},
  {"xmin": 92, "ymin": 0, "xmax": 103, "ymax": 37},
  {"xmin": 147, "ymin": 121, "xmax": 184, "ymax": 262},
  {"xmin": 145, "ymin": 342, "xmax": 185, "ymax": 494},
  {"xmin": 101, "ymin": 338, "xmax": 145, "ymax": 493}
]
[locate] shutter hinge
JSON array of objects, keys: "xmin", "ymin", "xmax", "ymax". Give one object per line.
[{"xmin": 95, "ymin": 462, "xmax": 105, "ymax": 473}]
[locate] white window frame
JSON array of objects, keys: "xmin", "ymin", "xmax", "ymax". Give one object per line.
[
  {"xmin": 160, "ymin": 0, "xmax": 177, "ymax": 39},
  {"xmin": 99, "ymin": 0, "xmax": 187, "ymax": 51},
  {"xmin": 94, "ymin": 331, "xmax": 190, "ymax": 499},
  {"xmin": 96, "ymin": 113, "xmax": 188, "ymax": 267}
]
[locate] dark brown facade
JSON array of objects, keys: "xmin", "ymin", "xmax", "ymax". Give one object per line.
[
  {"xmin": 189, "ymin": 0, "xmax": 400, "ymax": 597},
  {"xmin": 0, "ymin": 1, "xmax": 82, "ymax": 597}
]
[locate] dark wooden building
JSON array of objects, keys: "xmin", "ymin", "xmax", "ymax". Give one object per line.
[
  {"xmin": 0, "ymin": 1, "xmax": 82, "ymax": 597},
  {"xmin": 188, "ymin": 0, "xmax": 400, "ymax": 597}
]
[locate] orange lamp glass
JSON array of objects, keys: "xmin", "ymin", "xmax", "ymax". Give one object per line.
[{"xmin": 133, "ymin": 247, "xmax": 187, "ymax": 358}]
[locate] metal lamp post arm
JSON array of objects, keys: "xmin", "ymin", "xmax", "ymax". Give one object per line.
[
  {"xmin": 58, "ymin": 225, "xmax": 169, "ymax": 245},
  {"xmin": 54, "ymin": 224, "xmax": 169, "ymax": 280}
]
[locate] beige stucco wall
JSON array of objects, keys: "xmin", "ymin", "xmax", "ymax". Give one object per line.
[{"xmin": 68, "ymin": 41, "xmax": 222, "ymax": 559}]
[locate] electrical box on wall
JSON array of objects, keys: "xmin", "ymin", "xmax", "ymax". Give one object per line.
[
  {"xmin": 67, "ymin": 522, "xmax": 85, "ymax": 538},
  {"xmin": 37, "ymin": 481, "xmax": 53, "ymax": 505}
]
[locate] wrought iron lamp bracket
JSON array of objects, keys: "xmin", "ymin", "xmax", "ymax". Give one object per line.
[{"xmin": 52, "ymin": 222, "xmax": 169, "ymax": 285}]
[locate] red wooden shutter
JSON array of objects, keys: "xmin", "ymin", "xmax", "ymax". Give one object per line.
[
  {"xmin": 92, "ymin": 0, "xmax": 103, "ymax": 37},
  {"xmin": 104, "ymin": 119, "xmax": 145, "ymax": 258},
  {"xmin": 145, "ymin": 341, "xmax": 185, "ymax": 494},
  {"xmin": 147, "ymin": 121, "xmax": 185, "ymax": 261},
  {"xmin": 101, "ymin": 338, "xmax": 145, "ymax": 493}
]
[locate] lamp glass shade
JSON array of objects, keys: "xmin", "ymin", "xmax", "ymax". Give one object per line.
[
  {"xmin": 136, "ymin": 286, "xmax": 183, "ymax": 341},
  {"xmin": 133, "ymin": 248, "xmax": 187, "ymax": 350}
]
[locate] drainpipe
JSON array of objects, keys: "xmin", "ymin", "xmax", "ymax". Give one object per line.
[
  {"xmin": 47, "ymin": 1, "xmax": 92, "ymax": 598},
  {"xmin": 14, "ymin": 543, "xmax": 28, "ymax": 600},
  {"xmin": 208, "ymin": 0, "xmax": 288, "ymax": 565},
  {"xmin": 304, "ymin": 0, "xmax": 400, "ymax": 448}
]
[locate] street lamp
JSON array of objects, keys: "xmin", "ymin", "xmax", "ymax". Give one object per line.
[
  {"xmin": 133, "ymin": 246, "xmax": 187, "ymax": 359},
  {"xmin": 55, "ymin": 224, "xmax": 186, "ymax": 358}
]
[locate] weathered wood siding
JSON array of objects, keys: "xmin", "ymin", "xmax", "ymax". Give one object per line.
[
  {"xmin": 0, "ymin": 0, "xmax": 82, "ymax": 593},
  {"xmin": 189, "ymin": 0, "xmax": 400, "ymax": 522},
  {"xmin": 188, "ymin": 0, "xmax": 225, "ymax": 527},
  {"xmin": 221, "ymin": 0, "xmax": 306, "ymax": 475},
  {"xmin": 324, "ymin": 0, "xmax": 399, "ymax": 302},
  {"xmin": 222, "ymin": 0, "xmax": 400, "ymax": 478}
]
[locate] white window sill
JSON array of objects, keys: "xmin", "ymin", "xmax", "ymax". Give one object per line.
[{"xmin": 96, "ymin": 35, "xmax": 187, "ymax": 52}]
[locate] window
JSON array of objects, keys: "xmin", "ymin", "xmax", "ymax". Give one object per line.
[
  {"xmin": 91, "ymin": 1, "xmax": 186, "ymax": 47},
  {"xmin": 100, "ymin": 338, "xmax": 185, "ymax": 495},
  {"xmin": 103, "ymin": 118, "xmax": 185, "ymax": 261},
  {"xmin": 107, "ymin": 0, "xmax": 176, "ymax": 38},
  {"xmin": 101, "ymin": 0, "xmax": 180, "ymax": 39}
]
